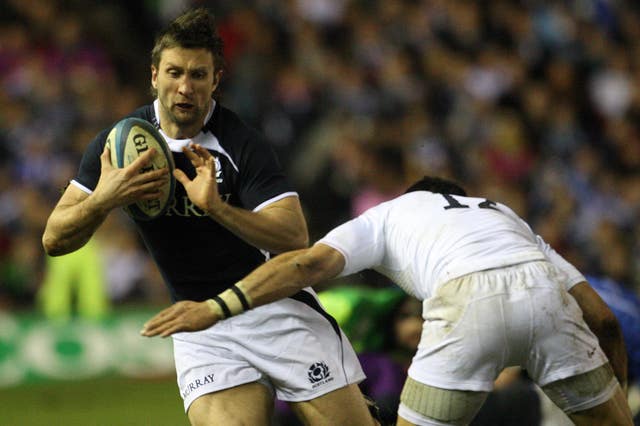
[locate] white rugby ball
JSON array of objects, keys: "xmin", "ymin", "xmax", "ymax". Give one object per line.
[{"xmin": 106, "ymin": 117, "xmax": 175, "ymax": 221}]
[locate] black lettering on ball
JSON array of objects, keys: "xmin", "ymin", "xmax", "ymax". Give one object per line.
[{"xmin": 133, "ymin": 133, "xmax": 148, "ymax": 154}]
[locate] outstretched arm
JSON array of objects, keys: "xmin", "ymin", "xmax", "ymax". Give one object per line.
[
  {"xmin": 569, "ymin": 281, "xmax": 628, "ymax": 392},
  {"xmin": 238, "ymin": 243, "xmax": 345, "ymax": 307},
  {"xmin": 141, "ymin": 243, "xmax": 344, "ymax": 337}
]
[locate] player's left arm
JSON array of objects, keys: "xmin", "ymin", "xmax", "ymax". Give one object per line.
[
  {"xmin": 535, "ymin": 234, "xmax": 629, "ymax": 391},
  {"xmin": 141, "ymin": 243, "xmax": 344, "ymax": 337},
  {"xmin": 569, "ymin": 281, "xmax": 628, "ymax": 393},
  {"xmin": 206, "ymin": 195, "xmax": 308, "ymax": 253},
  {"xmin": 174, "ymin": 143, "xmax": 308, "ymax": 253}
]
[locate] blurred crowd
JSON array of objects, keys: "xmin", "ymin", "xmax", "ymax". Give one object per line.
[
  {"xmin": 1, "ymin": 0, "xmax": 638, "ymax": 308},
  {"xmin": 2, "ymin": 0, "xmax": 640, "ymax": 423}
]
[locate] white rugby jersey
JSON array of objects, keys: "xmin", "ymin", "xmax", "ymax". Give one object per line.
[{"xmin": 318, "ymin": 191, "xmax": 585, "ymax": 300}]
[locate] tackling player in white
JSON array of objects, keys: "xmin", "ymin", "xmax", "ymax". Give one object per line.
[{"xmin": 143, "ymin": 176, "xmax": 633, "ymax": 426}]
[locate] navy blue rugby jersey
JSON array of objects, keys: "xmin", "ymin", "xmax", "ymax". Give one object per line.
[{"xmin": 72, "ymin": 101, "xmax": 297, "ymax": 301}]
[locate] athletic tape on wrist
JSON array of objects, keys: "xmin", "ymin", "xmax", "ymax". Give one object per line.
[
  {"xmin": 205, "ymin": 298, "xmax": 223, "ymax": 318},
  {"xmin": 211, "ymin": 296, "xmax": 231, "ymax": 318},
  {"xmin": 209, "ymin": 283, "xmax": 252, "ymax": 319},
  {"xmin": 230, "ymin": 284, "xmax": 251, "ymax": 311}
]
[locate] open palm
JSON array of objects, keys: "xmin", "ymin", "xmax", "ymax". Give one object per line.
[{"xmin": 173, "ymin": 143, "xmax": 221, "ymax": 214}]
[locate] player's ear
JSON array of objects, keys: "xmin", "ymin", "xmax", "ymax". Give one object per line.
[
  {"xmin": 212, "ymin": 70, "xmax": 223, "ymax": 93},
  {"xmin": 151, "ymin": 65, "xmax": 158, "ymax": 89}
]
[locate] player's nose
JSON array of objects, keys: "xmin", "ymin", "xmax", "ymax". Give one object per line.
[{"xmin": 178, "ymin": 76, "xmax": 195, "ymax": 96}]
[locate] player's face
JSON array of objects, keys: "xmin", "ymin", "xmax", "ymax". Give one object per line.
[
  {"xmin": 152, "ymin": 47, "xmax": 221, "ymax": 139},
  {"xmin": 393, "ymin": 298, "xmax": 422, "ymax": 351}
]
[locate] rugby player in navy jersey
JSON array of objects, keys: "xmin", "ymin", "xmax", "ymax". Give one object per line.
[
  {"xmin": 143, "ymin": 176, "xmax": 634, "ymax": 426},
  {"xmin": 42, "ymin": 8, "xmax": 377, "ymax": 426}
]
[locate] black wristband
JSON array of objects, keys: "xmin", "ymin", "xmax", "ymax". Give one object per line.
[
  {"xmin": 212, "ymin": 295, "xmax": 231, "ymax": 319},
  {"xmin": 231, "ymin": 284, "xmax": 251, "ymax": 311}
]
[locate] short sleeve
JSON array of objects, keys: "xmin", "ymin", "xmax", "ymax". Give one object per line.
[
  {"xmin": 72, "ymin": 129, "xmax": 109, "ymax": 193},
  {"xmin": 236, "ymin": 132, "xmax": 295, "ymax": 211},
  {"xmin": 536, "ymin": 235, "xmax": 586, "ymax": 291},
  {"xmin": 317, "ymin": 206, "xmax": 386, "ymax": 277}
]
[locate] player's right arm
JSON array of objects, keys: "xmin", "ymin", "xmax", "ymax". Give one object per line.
[
  {"xmin": 42, "ymin": 146, "xmax": 169, "ymax": 256},
  {"xmin": 42, "ymin": 184, "xmax": 106, "ymax": 256}
]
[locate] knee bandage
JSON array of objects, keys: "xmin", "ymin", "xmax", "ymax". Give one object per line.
[
  {"xmin": 541, "ymin": 363, "xmax": 618, "ymax": 414},
  {"xmin": 400, "ymin": 377, "xmax": 488, "ymax": 426}
]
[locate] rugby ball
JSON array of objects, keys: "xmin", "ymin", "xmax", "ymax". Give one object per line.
[{"xmin": 106, "ymin": 117, "xmax": 175, "ymax": 221}]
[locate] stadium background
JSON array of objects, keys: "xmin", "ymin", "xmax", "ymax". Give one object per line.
[{"xmin": 1, "ymin": 0, "xmax": 639, "ymax": 425}]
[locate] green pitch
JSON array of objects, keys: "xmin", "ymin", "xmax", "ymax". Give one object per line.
[{"xmin": 0, "ymin": 376, "xmax": 189, "ymax": 426}]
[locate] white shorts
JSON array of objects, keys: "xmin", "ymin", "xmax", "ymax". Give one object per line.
[
  {"xmin": 409, "ymin": 261, "xmax": 608, "ymax": 392},
  {"xmin": 172, "ymin": 288, "xmax": 366, "ymax": 411}
]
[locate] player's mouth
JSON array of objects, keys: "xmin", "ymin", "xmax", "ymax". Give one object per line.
[{"xmin": 174, "ymin": 102, "xmax": 194, "ymax": 111}]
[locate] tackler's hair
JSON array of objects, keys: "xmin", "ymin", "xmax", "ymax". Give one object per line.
[{"xmin": 404, "ymin": 176, "xmax": 467, "ymax": 196}]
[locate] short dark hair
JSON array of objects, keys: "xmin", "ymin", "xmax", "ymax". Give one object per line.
[
  {"xmin": 404, "ymin": 176, "xmax": 467, "ymax": 196},
  {"xmin": 150, "ymin": 8, "xmax": 225, "ymax": 72}
]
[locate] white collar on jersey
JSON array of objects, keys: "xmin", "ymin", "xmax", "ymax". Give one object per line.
[{"xmin": 153, "ymin": 99, "xmax": 239, "ymax": 172}]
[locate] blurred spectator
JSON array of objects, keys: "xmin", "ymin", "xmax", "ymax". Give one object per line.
[
  {"xmin": 311, "ymin": 286, "xmax": 415, "ymax": 425},
  {"xmin": 38, "ymin": 239, "xmax": 109, "ymax": 321},
  {"xmin": 97, "ymin": 214, "xmax": 162, "ymax": 304},
  {"xmin": 350, "ymin": 141, "xmax": 408, "ymax": 217},
  {"xmin": 357, "ymin": 294, "xmax": 423, "ymax": 424}
]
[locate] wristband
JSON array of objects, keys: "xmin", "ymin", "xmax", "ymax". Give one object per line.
[{"xmin": 207, "ymin": 283, "xmax": 253, "ymax": 319}]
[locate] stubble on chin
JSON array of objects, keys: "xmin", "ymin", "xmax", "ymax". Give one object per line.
[{"xmin": 170, "ymin": 106, "xmax": 203, "ymax": 127}]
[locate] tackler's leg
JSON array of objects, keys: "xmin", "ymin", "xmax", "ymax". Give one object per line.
[
  {"xmin": 396, "ymin": 377, "xmax": 488, "ymax": 426},
  {"xmin": 540, "ymin": 364, "xmax": 633, "ymax": 426}
]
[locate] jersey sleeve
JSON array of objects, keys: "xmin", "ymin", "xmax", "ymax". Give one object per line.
[
  {"xmin": 236, "ymin": 132, "xmax": 296, "ymax": 211},
  {"xmin": 72, "ymin": 129, "xmax": 108, "ymax": 193},
  {"xmin": 317, "ymin": 206, "xmax": 386, "ymax": 277},
  {"xmin": 535, "ymin": 235, "xmax": 586, "ymax": 291}
]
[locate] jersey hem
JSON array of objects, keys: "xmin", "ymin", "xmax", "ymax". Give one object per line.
[
  {"xmin": 564, "ymin": 276, "xmax": 586, "ymax": 291},
  {"xmin": 253, "ymin": 192, "xmax": 299, "ymax": 212},
  {"xmin": 182, "ymin": 375, "xmax": 264, "ymax": 413},
  {"xmin": 314, "ymin": 241, "xmax": 351, "ymax": 277},
  {"xmin": 70, "ymin": 179, "xmax": 93, "ymax": 194},
  {"xmin": 275, "ymin": 374, "xmax": 367, "ymax": 402}
]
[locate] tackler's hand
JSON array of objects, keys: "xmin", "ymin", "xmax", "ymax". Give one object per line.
[{"xmin": 140, "ymin": 300, "xmax": 220, "ymax": 338}]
